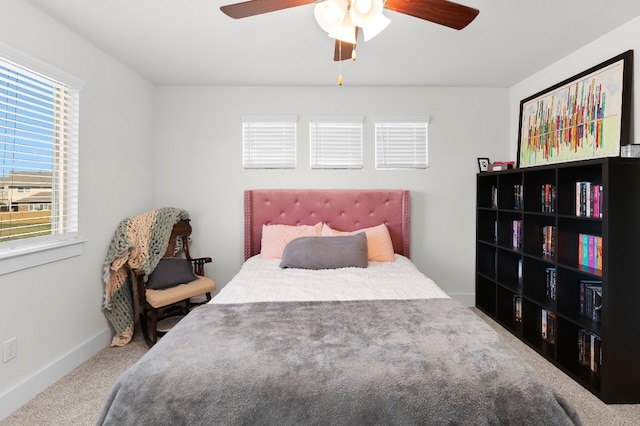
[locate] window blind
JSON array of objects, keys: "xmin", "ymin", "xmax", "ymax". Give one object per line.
[
  {"xmin": 0, "ymin": 47, "xmax": 81, "ymax": 248},
  {"xmin": 375, "ymin": 116, "xmax": 430, "ymax": 169},
  {"xmin": 309, "ymin": 116, "xmax": 363, "ymax": 169},
  {"xmin": 242, "ymin": 115, "xmax": 297, "ymax": 169}
]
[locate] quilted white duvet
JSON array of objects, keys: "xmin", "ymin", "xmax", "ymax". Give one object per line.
[{"xmin": 211, "ymin": 254, "xmax": 450, "ymax": 304}]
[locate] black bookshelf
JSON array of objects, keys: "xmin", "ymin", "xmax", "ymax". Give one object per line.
[{"xmin": 476, "ymin": 157, "xmax": 640, "ymax": 403}]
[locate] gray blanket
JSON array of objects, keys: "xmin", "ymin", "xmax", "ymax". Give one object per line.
[{"xmin": 98, "ymin": 299, "xmax": 581, "ymax": 425}]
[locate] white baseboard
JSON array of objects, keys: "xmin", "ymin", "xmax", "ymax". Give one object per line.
[
  {"xmin": 448, "ymin": 292, "xmax": 475, "ymax": 307},
  {"xmin": 0, "ymin": 328, "xmax": 111, "ymax": 421}
]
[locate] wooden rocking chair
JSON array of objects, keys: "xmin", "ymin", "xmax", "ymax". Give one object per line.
[{"xmin": 133, "ymin": 219, "xmax": 216, "ymax": 347}]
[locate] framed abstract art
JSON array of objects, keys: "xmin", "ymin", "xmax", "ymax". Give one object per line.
[{"xmin": 517, "ymin": 50, "xmax": 633, "ymax": 167}]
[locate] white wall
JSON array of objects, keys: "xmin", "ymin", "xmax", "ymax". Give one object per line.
[
  {"xmin": 10, "ymin": 0, "xmax": 638, "ymax": 420},
  {"xmin": 0, "ymin": 1, "xmax": 156, "ymax": 418},
  {"xmin": 153, "ymin": 86, "xmax": 510, "ymax": 301},
  {"xmin": 509, "ymin": 15, "xmax": 640, "ymax": 156}
]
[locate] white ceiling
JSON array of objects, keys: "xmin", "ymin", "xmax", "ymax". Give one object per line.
[{"xmin": 25, "ymin": 0, "xmax": 640, "ymax": 87}]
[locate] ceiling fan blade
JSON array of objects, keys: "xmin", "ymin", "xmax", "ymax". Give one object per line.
[
  {"xmin": 334, "ymin": 40, "xmax": 355, "ymax": 61},
  {"xmin": 220, "ymin": 0, "xmax": 315, "ymax": 19},
  {"xmin": 385, "ymin": 0, "xmax": 479, "ymax": 30}
]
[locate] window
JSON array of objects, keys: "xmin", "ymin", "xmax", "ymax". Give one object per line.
[
  {"xmin": 0, "ymin": 43, "xmax": 84, "ymax": 274},
  {"xmin": 242, "ymin": 116, "xmax": 297, "ymax": 169},
  {"xmin": 375, "ymin": 116, "xmax": 429, "ymax": 169},
  {"xmin": 309, "ymin": 116, "xmax": 363, "ymax": 169}
]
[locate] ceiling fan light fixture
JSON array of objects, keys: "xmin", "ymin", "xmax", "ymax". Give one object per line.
[
  {"xmin": 353, "ymin": 0, "xmax": 372, "ymax": 14},
  {"xmin": 328, "ymin": 13, "xmax": 357, "ymax": 44},
  {"xmin": 349, "ymin": 0, "xmax": 390, "ymax": 41},
  {"xmin": 360, "ymin": 13, "xmax": 390, "ymax": 41},
  {"xmin": 314, "ymin": 0, "xmax": 349, "ymax": 34},
  {"xmin": 349, "ymin": 0, "xmax": 391, "ymax": 41}
]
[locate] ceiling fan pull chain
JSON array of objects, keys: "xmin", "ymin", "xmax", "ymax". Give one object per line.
[
  {"xmin": 352, "ymin": 26, "xmax": 357, "ymax": 60},
  {"xmin": 338, "ymin": 40, "xmax": 344, "ymax": 85}
]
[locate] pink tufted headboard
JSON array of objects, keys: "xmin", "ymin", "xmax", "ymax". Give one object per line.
[{"xmin": 244, "ymin": 189, "xmax": 410, "ymax": 260}]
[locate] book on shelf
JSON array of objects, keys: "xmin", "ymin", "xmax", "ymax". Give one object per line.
[
  {"xmin": 541, "ymin": 309, "xmax": 556, "ymax": 344},
  {"xmin": 512, "ymin": 220, "xmax": 522, "ymax": 249},
  {"xmin": 541, "ymin": 183, "xmax": 556, "ymax": 213},
  {"xmin": 518, "ymin": 259, "xmax": 523, "ymax": 290},
  {"xmin": 580, "ymin": 280, "xmax": 603, "ymax": 322},
  {"xmin": 542, "ymin": 225, "xmax": 555, "ymax": 257},
  {"xmin": 491, "ymin": 185, "xmax": 498, "ymax": 209},
  {"xmin": 545, "ymin": 267, "xmax": 556, "ymax": 301},
  {"xmin": 513, "ymin": 295, "xmax": 522, "ymax": 323},
  {"xmin": 514, "ymin": 184, "xmax": 523, "ymax": 210},
  {"xmin": 493, "ymin": 220, "xmax": 497, "ymax": 243},
  {"xmin": 578, "ymin": 329, "xmax": 602, "ymax": 375},
  {"xmin": 575, "ymin": 181, "xmax": 603, "ymax": 218},
  {"xmin": 578, "ymin": 233, "xmax": 602, "ymax": 270}
]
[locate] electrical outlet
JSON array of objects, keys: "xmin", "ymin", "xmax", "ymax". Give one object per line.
[{"xmin": 3, "ymin": 337, "xmax": 17, "ymax": 363}]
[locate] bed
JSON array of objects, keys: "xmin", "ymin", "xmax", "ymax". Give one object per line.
[{"xmin": 98, "ymin": 189, "xmax": 581, "ymax": 425}]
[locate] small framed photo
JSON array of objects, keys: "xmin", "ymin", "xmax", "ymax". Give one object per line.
[{"xmin": 477, "ymin": 157, "xmax": 490, "ymax": 172}]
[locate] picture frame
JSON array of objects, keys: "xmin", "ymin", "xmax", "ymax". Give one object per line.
[
  {"xmin": 517, "ymin": 50, "xmax": 633, "ymax": 168},
  {"xmin": 477, "ymin": 157, "xmax": 490, "ymax": 172}
]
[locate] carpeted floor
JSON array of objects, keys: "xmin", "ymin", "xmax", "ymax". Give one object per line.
[
  {"xmin": 1, "ymin": 308, "xmax": 639, "ymax": 425},
  {"xmin": 0, "ymin": 331, "xmax": 149, "ymax": 426},
  {"xmin": 473, "ymin": 309, "xmax": 640, "ymax": 426}
]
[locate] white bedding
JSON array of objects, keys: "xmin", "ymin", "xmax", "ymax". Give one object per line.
[{"xmin": 211, "ymin": 254, "xmax": 450, "ymax": 304}]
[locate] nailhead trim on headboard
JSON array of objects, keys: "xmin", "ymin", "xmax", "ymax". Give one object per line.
[{"xmin": 244, "ymin": 189, "xmax": 410, "ymax": 260}]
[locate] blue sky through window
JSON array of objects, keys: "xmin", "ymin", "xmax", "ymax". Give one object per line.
[{"xmin": 0, "ymin": 63, "xmax": 55, "ymax": 179}]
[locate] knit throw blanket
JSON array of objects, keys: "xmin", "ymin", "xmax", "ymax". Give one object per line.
[{"xmin": 102, "ymin": 208, "xmax": 190, "ymax": 346}]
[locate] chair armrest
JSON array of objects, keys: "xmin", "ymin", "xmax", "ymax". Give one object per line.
[{"xmin": 191, "ymin": 257, "xmax": 212, "ymax": 276}]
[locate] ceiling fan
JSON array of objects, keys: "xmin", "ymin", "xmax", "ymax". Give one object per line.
[{"xmin": 220, "ymin": 0, "xmax": 480, "ymax": 61}]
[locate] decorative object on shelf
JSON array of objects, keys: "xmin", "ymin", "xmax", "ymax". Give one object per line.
[
  {"xmin": 488, "ymin": 161, "xmax": 514, "ymax": 172},
  {"xmin": 517, "ymin": 50, "xmax": 633, "ymax": 168},
  {"xmin": 477, "ymin": 157, "xmax": 490, "ymax": 172},
  {"xmin": 621, "ymin": 144, "xmax": 640, "ymax": 157}
]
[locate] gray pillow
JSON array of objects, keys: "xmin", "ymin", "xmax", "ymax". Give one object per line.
[
  {"xmin": 146, "ymin": 258, "xmax": 198, "ymax": 290},
  {"xmin": 279, "ymin": 233, "xmax": 368, "ymax": 270}
]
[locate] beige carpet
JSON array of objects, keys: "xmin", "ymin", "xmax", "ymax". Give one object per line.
[
  {"xmin": 1, "ymin": 309, "xmax": 639, "ymax": 425},
  {"xmin": 473, "ymin": 308, "xmax": 640, "ymax": 426},
  {"xmin": 0, "ymin": 331, "xmax": 149, "ymax": 426}
]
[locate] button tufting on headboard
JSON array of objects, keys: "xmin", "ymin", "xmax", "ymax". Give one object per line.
[{"xmin": 244, "ymin": 189, "xmax": 410, "ymax": 260}]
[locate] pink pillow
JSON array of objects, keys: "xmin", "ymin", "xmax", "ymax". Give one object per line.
[
  {"xmin": 261, "ymin": 222, "xmax": 323, "ymax": 259},
  {"xmin": 321, "ymin": 223, "xmax": 395, "ymax": 262}
]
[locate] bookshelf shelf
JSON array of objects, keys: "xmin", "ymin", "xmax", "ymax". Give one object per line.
[{"xmin": 476, "ymin": 157, "xmax": 640, "ymax": 403}]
